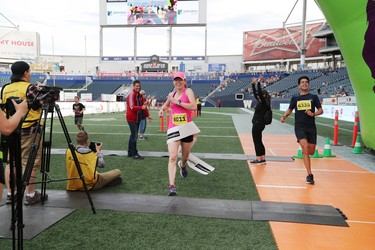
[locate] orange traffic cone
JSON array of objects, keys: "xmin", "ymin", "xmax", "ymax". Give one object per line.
[
  {"xmin": 323, "ymin": 137, "xmax": 336, "ymax": 157},
  {"xmin": 352, "ymin": 135, "xmax": 364, "ymax": 154}
]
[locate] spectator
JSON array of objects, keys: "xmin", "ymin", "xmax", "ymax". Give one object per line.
[
  {"xmin": 196, "ymin": 96, "xmax": 202, "ymax": 116},
  {"xmin": 138, "ymin": 90, "xmax": 153, "ymax": 140},
  {"xmin": 250, "ymin": 77, "xmax": 271, "ymax": 165},
  {"xmin": 126, "ymin": 80, "xmax": 148, "ymax": 159}
]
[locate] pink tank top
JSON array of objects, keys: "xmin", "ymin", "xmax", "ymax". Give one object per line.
[{"xmin": 168, "ymin": 89, "xmax": 192, "ymax": 129}]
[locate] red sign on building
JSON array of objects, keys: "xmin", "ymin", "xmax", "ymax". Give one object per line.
[{"xmin": 243, "ymin": 23, "xmax": 325, "ymax": 61}]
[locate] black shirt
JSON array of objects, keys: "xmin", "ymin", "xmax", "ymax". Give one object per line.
[
  {"xmin": 288, "ymin": 93, "xmax": 321, "ymax": 128},
  {"xmin": 73, "ymin": 103, "xmax": 85, "ymax": 117}
]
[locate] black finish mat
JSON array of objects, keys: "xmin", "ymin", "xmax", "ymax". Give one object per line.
[
  {"xmin": 0, "ymin": 191, "xmax": 347, "ymax": 240},
  {"xmin": 165, "ymin": 197, "xmax": 253, "ymax": 220},
  {"xmin": 42, "ymin": 191, "xmax": 346, "ymax": 227},
  {"xmin": 252, "ymin": 201, "xmax": 348, "ymax": 227},
  {"xmin": 0, "ymin": 205, "xmax": 76, "ymax": 239}
]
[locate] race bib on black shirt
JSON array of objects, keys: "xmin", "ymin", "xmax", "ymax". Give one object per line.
[{"xmin": 296, "ymin": 100, "xmax": 312, "ymax": 111}]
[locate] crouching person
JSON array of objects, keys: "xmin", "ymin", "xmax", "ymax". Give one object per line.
[{"xmin": 66, "ymin": 131, "xmax": 122, "ymax": 191}]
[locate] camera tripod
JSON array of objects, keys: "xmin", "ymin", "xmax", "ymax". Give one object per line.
[
  {"xmin": 5, "ymin": 99, "xmax": 96, "ymax": 249},
  {"xmin": 3, "ymin": 113, "xmax": 24, "ymax": 250}
]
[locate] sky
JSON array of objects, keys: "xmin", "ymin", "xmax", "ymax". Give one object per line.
[{"xmin": 0, "ymin": 0, "xmax": 325, "ymax": 57}]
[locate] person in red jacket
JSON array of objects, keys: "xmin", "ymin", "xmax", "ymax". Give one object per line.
[{"xmin": 126, "ymin": 80, "xmax": 148, "ymax": 159}]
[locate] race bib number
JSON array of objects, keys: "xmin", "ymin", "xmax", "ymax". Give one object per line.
[
  {"xmin": 296, "ymin": 100, "xmax": 312, "ymax": 111},
  {"xmin": 172, "ymin": 113, "xmax": 187, "ymax": 125}
]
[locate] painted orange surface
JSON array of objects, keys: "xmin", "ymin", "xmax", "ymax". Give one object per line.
[{"xmin": 239, "ymin": 133, "xmax": 375, "ymax": 250}]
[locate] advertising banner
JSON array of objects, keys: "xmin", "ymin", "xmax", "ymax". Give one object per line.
[
  {"xmin": 81, "ymin": 93, "xmax": 93, "ymax": 102},
  {"xmin": 337, "ymin": 96, "xmax": 356, "ymax": 105},
  {"xmin": 243, "ymin": 23, "xmax": 325, "ymax": 61},
  {"xmin": 0, "ymin": 29, "xmax": 38, "ymax": 60},
  {"xmin": 208, "ymin": 64, "xmax": 226, "ymax": 72},
  {"xmin": 323, "ymin": 97, "xmax": 338, "ymax": 105}
]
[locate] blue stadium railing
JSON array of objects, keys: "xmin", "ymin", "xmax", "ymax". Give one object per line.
[{"xmin": 0, "ymin": 68, "xmax": 353, "ymax": 105}]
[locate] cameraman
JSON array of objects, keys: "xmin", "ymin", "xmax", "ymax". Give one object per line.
[
  {"xmin": 66, "ymin": 131, "xmax": 122, "ymax": 191},
  {"xmin": 0, "ymin": 99, "xmax": 28, "ymax": 204},
  {"xmin": 0, "ymin": 61, "xmax": 47, "ymax": 205}
]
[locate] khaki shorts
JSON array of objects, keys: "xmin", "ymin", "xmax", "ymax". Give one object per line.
[{"xmin": 6, "ymin": 132, "xmax": 43, "ymax": 173}]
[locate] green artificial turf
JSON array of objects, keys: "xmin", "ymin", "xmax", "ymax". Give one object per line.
[{"xmin": 18, "ymin": 210, "xmax": 276, "ymax": 250}]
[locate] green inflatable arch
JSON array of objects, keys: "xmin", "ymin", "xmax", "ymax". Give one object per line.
[{"xmin": 315, "ymin": 0, "xmax": 375, "ymax": 149}]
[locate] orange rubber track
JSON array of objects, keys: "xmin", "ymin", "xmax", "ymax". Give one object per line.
[{"xmin": 239, "ymin": 133, "xmax": 375, "ymax": 250}]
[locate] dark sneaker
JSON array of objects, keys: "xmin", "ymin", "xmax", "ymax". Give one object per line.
[
  {"xmin": 306, "ymin": 174, "xmax": 315, "ymax": 184},
  {"xmin": 168, "ymin": 185, "xmax": 177, "ymax": 196},
  {"xmin": 133, "ymin": 154, "xmax": 144, "ymax": 160},
  {"xmin": 250, "ymin": 159, "xmax": 266, "ymax": 165},
  {"xmin": 6, "ymin": 194, "xmax": 12, "ymax": 205},
  {"xmin": 178, "ymin": 160, "xmax": 188, "ymax": 178},
  {"xmin": 138, "ymin": 136, "xmax": 145, "ymax": 140},
  {"xmin": 24, "ymin": 191, "xmax": 48, "ymax": 205}
]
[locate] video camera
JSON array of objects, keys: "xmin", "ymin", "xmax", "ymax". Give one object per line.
[
  {"xmin": 0, "ymin": 96, "xmax": 26, "ymax": 116},
  {"xmin": 35, "ymin": 86, "xmax": 61, "ymax": 104},
  {"xmin": 28, "ymin": 86, "xmax": 62, "ymax": 112},
  {"xmin": 0, "ymin": 86, "xmax": 62, "ymax": 116}
]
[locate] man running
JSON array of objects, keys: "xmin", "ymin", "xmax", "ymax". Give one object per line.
[{"xmin": 280, "ymin": 76, "xmax": 323, "ymax": 184}]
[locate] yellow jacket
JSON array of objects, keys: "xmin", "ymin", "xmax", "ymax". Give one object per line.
[
  {"xmin": 66, "ymin": 148, "xmax": 99, "ymax": 191},
  {"xmin": 1, "ymin": 81, "xmax": 42, "ymax": 128}
]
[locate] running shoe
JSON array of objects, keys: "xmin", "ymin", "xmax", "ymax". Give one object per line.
[
  {"xmin": 168, "ymin": 185, "xmax": 177, "ymax": 196},
  {"xmin": 178, "ymin": 160, "xmax": 188, "ymax": 178},
  {"xmin": 306, "ymin": 174, "xmax": 315, "ymax": 185},
  {"xmin": 250, "ymin": 159, "xmax": 266, "ymax": 165}
]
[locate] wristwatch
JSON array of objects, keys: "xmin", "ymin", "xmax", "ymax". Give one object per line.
[{"xmin": 177, "ymin": 100, "xmax": 181, "ymax": 106}]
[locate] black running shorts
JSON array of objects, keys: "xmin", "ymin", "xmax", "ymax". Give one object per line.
[
  {"xmin": 294, "ymin": 126, "xmax": 317, "ymax": 144},
  {"xmin": 181, "ymin": 135, "xmax": 194, "ymax": 143}
]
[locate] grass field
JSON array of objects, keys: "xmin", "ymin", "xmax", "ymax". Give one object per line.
[{"xmin": 0, "ymin": 107, "xmax": 356, "ymax": 249}]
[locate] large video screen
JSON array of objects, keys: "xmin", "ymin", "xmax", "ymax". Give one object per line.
[{"xmin": 101, "ymin": 0, "xmax": 205, "ymax": 26}]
